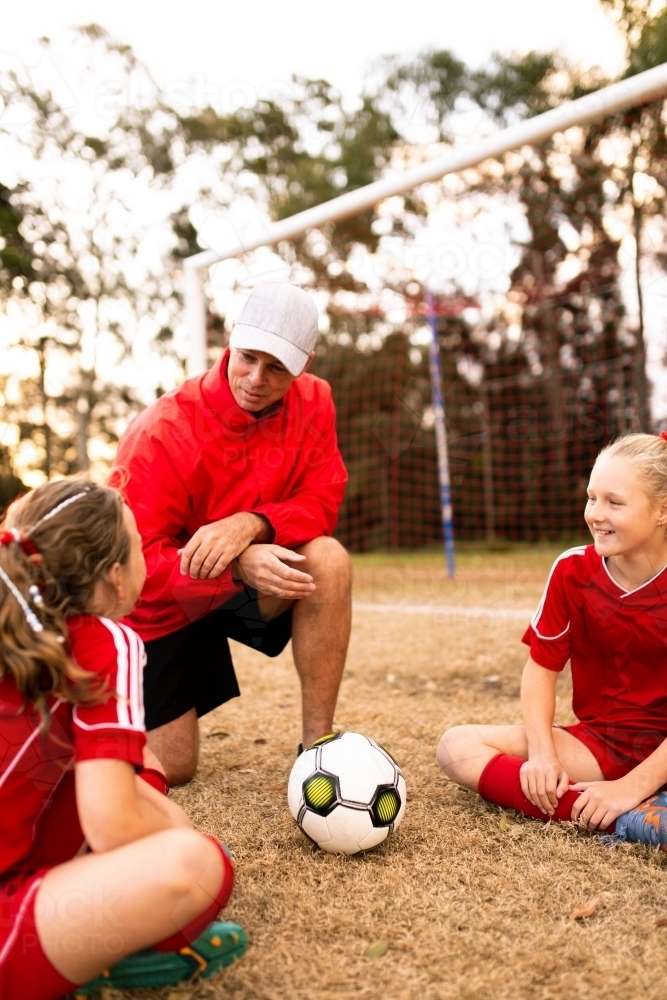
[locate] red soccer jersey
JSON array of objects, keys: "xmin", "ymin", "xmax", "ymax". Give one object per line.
[
  {"xmin": 0, "ymin": 615, "xmax": 146, "ymax": 879},
  {"xmin": 522, "ymin": 544, "xmax": 667, "ymax": 743}
]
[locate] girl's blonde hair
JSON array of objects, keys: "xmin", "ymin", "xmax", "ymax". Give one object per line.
[
  {"xmin": 0, "ymin": 477, "xmax": 130, "ymax": 722},
  {"xmin": 597, "ymin": 433, "xmax": 667, "ymax": 505}
]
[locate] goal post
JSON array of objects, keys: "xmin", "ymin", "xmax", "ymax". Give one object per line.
[{"xmin": 183, "ymin": 61, "xmax": 667, "ymax": 379}]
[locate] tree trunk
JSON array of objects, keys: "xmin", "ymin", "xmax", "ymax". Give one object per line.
[
  {"xmin": 480, "ymin": 383, "xmax": 496, "ymax": 544},
  {"xmin": 532, "ymin": 253, "xmax": 568, "ymax": 479},
  {"xmin": 632, "ymin": 184, "xmax": 651, "ymax": 431},
  {"xmin": 37, "ymin": 340, "xmax": 51, "ymax": 479},
  {"xmin": 76, "ymin": 393, "xmax": 90, "ymax": 471}
]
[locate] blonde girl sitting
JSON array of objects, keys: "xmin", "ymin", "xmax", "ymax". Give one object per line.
[{"xmin": 438, "ymin": 433, "xmax": 667, "ymax": 837}]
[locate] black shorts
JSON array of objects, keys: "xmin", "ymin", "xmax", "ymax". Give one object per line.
[{"xmin": 143, "ymin": 587, "xmax": 293, "ymax": 730}]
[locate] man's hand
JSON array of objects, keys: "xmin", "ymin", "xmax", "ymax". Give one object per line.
[
  {"xmin": 234, "ymin": 544, "xmax": 316, "ymax": 600},
  {"xmin": 179, "ymin": 512, "xmax": 270, "ymax": 579},
  {"xmin": 520, "ymin": 755, "xmax": 570, "ymax": 815},
  {"xmin": 570, "ymin": 778, "xmax": 642, "ymax": 831}
]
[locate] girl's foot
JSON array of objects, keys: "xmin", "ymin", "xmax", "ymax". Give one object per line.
[
  {"xmin": 72, "ymin": 920, "xmax": 247, "ymax": 996},
  {"xmin": 614, "ymin": 791, "xmax": 667, "ymax": 849}
]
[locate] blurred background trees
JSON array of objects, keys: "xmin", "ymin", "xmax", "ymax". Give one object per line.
[{"xmin": 2, "ymin": 3, "xmax": 667, "ymax": 546}]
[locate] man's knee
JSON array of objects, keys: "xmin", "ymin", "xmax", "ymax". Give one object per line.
[
  {"xmin": 166, "ymin": 759, "xmax": 198, "ymax": 787},
  {"xmin": 300, "ymin": 537, "xmax": 352, "ymax": 592}
]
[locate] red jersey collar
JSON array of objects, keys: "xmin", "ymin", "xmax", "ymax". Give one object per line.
[{"xmin": 200, "ymin": 349, "xmax": 286, "ymax": 438}]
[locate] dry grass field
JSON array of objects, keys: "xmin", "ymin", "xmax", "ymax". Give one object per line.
[{"xmin": 108, "ymin": 546, "xmax": 667, "ymax": 1000}]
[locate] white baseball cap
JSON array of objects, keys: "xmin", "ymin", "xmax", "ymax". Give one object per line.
[{"xmin": 230, "ymin": 282, "xmax": 319, "ymax": 376}]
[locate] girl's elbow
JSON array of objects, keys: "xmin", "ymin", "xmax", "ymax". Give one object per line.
[{"xmin": 80, "ymin": 813, "xmax": 135, "ymax": 853}]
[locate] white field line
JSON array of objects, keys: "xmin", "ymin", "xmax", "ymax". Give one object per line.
[{"xmin": 353, "ymin": 602, "xmax": 531, "ymax": 620}]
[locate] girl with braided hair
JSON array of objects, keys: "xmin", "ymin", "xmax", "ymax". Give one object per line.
[
  {"xmin": 0, "ymin": 478, "xmax": 246, "ymax": 1000},
  {"xmin": 438, "ymin": 432, "xmax": 667, "ymax": 842}
]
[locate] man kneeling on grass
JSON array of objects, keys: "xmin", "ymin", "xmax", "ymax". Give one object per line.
[{"xmin": 113, "ymin": 282, "xmax": 351, "ymax": 786}]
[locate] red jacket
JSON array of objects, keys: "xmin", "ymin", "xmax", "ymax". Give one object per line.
[{"xmin": 114, "ymin": 350, "xmax": 347, "ymax": 641}]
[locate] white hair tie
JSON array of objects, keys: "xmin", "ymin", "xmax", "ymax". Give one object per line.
[
  {"xmin": 0, "ymin": 566, "xmax": 44, "ymax": 632},
  {"xmin": 36, "ymin": 491, "xmax": 90, "ymax": 525},
  {"xmin": 0, "ymin": 488, "xmax": 92, "ymax": 634}
]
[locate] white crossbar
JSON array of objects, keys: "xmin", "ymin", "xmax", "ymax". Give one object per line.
[{"xmin": 184, "ymin": 62, "xmax": 667, "ymax": 376}]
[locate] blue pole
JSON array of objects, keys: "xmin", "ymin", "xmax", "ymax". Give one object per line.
[{"xmin": 426, "ymin": 291, "xmax": 455, "ymax": 577}]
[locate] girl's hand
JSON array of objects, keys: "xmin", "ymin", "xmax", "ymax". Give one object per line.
[
  {"xmin": 520, "ymin": 756, "xmax": 569, "ymax": 815},
  {"xmin": 569, "ymin": 778, "xmax": 641, "ymax": 830}
]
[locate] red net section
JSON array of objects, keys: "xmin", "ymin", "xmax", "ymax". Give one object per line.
[{"xmin": 310, "ymin": 285, "xmax": 644, "ymax": 552}]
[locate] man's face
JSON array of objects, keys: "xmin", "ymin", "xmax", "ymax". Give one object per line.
[{"xmin": 227, "ymin": 347, "xmax": 297, "ymax": 412}]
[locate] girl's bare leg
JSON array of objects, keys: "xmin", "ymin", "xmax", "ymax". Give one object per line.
[
  {"xmin": 35, "ymin": 828, "xmax": 224, "ymax": 985},
  {"xmin": 437, "ymin": 724, "xmax": 603, "ymax": 790}
]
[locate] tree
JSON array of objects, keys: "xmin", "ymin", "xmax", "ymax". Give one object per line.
[
  {"xmin": 0, "ymin": 27, "xmax": 412, "ymax": 482},
  {"xmin": 369, "ymin": 41, "xmax": 659, "ymax": 538},
  {"xmin": 4, "ymin": 14, "xmax": 666, "ymax": 545}
]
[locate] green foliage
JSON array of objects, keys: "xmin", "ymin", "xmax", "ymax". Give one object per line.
[
  {"xmin": 472, "ymin": 52, "xmax": 573, "ymax": 121},
  {"xmin": 313, "ymin": 23, "xmax": 664, "ymax": 545},
  {"xmin": 600, "ymin": 0, "xmax": 655, "ymax": 49},
  {"xmin": 0, "ymin": 184, "xmax": 35, "ymax": 289},
  {"xmin": 1, "ymin": 10, "xmax": 666, "ymax": 540},
  {"xmin": 384, "ymin": 49, "xmax": 469, "ymax": 141},
  {"xmin": 0, "ymin": 25, "xmax": 408, "ymax": 480},
  {"xmin": 628, "ymin": 6, "xmax": 667, "ymax": 72}
]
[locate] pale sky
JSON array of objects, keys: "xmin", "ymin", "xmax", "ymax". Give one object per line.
[{"xmin": 3, "ymin": 0, "xmax": 627, "ymax": 112}]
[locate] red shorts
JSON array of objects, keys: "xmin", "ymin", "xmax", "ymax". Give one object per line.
[
  {"xmin": 562, "ymin": 723, "xmax": 665, "ymax": 780},
  {"xmin": 0, "ymin": 868, "xmax": 76, "ymax": 1000}
]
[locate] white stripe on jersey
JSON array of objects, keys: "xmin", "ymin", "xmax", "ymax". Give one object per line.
[
  {"xmin": 104, "ymin": 617, "xmax": 130, "ymax": 727},
  {"xmin": 531, "ymin": 546, "xmax": 587, "ymax": 641},
  {"xmin": 73, "ymin": 618, "xmax": 145, "ymax": 732},
  {"xmin": 119, "ymin": 621, "xmax": 146, "ymax": 730},
  {"xmin": 0, "ymin": 699, "xmax": 65, "ymax": 793},
  {"xmin": 0, "ymin": 877, "xmax": 42, "ymax": 968}
]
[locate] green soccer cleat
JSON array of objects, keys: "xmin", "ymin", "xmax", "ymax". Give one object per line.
[{"xmin": 72, "ymin": 920, "xmax": 247, "ymax": 997}]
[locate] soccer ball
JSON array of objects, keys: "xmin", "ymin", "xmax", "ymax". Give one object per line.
[{"xmin": 287, "ymin": 732, "xmax": 406, "ymax": 854}]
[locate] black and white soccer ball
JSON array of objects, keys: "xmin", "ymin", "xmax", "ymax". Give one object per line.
[{"xmin": 288, "ymin": 732, "xmax": 407, "ymax": 854}]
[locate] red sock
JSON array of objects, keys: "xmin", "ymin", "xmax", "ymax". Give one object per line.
[
  {"xmin": 139, "ymin": 767, "xmax": 170, "ymax": 796},
  {"xmin": 153, "ymin": 838, "xmax": 235, "ymax": 952},
  {"xmin": 478, "ymin": 753, "xmax": 589, "ymax": 824}
]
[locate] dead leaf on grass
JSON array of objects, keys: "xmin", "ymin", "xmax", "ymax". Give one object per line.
[
  {"xmin": 655, "ymin": 918, "xmax": 667, "ymax": 928},
  {"xmin": 262, "ymin": 782, "xmax": 286, "ymax": 792},
  {"xmin": 254, "ymin": 737, "xmax": 267, "ymax": 744},
  {"xmin": 509, "ymin": 824, "xmax": 523, "ymax": 840},
  {"xmin": 365, "ymin": 939, "xmax": 389, "ymax": 959},
  {"xmin": 206, "ymin": 730, "xmax": 230, "ymax": 740},
  {"xmin": 499, "ymin": 814, "xmax": 509, "ymax": 832},
  {"xmin": 569, "ymin": 896, "xmax": 602, "ymax": 921}
]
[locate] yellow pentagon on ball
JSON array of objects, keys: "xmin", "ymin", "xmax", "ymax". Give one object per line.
[
  {"xmin": 375, "ymin": 789, "xmax": 400, "ymax": 823},
  {"xmin": 304, "ymin": 774, "xmax": 336, "ymax": 810}
]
